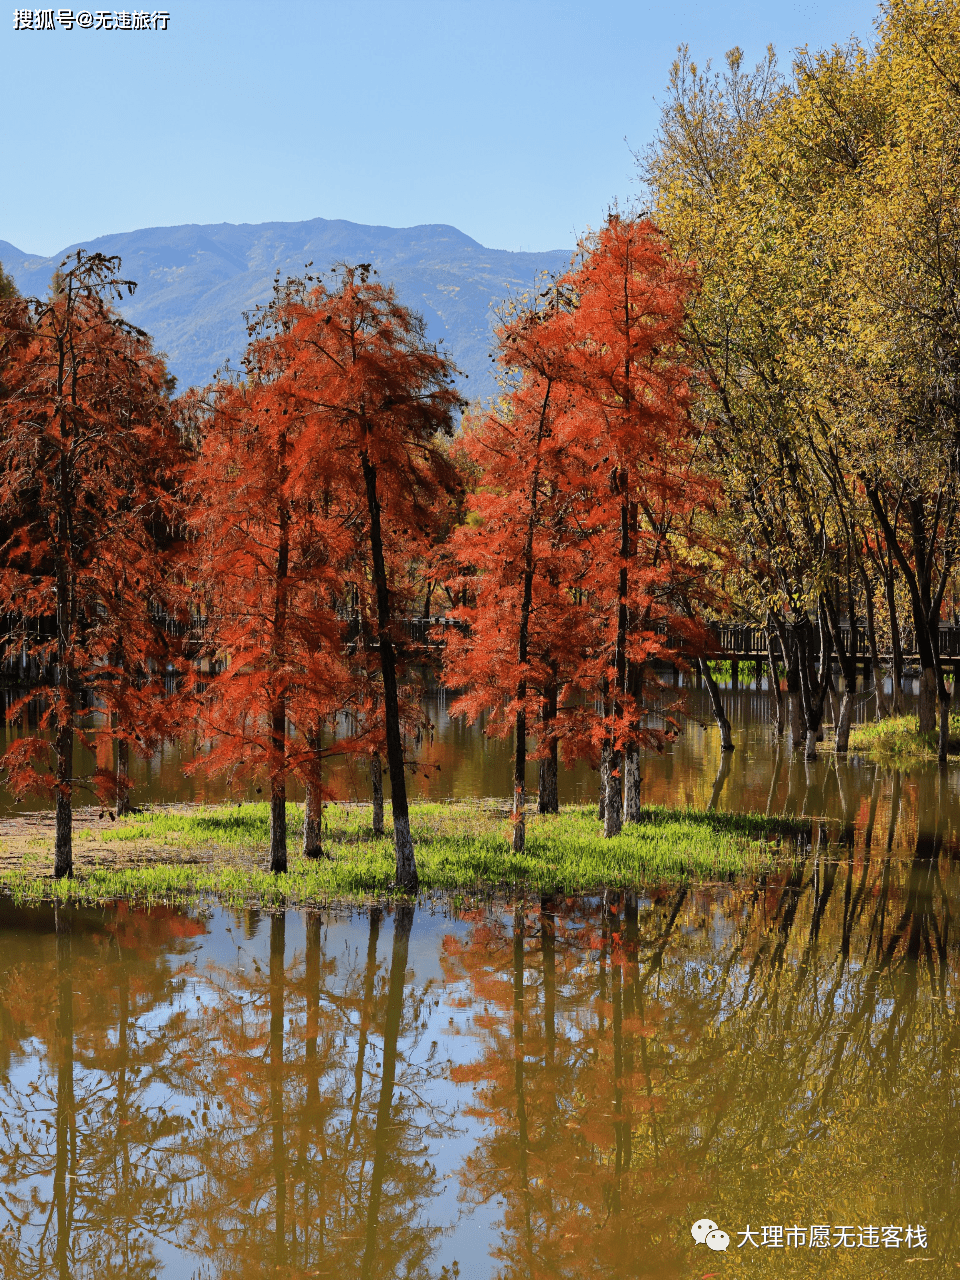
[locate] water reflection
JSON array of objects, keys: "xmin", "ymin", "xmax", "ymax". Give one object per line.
[{"xmin": 0, "ymin": 849, "xmax": 957, "ymax": 1276}]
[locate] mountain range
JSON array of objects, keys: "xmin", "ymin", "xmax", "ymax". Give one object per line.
[{"xmin": 0, "ymin": 219, "xmax": 572, "ymax": 403}]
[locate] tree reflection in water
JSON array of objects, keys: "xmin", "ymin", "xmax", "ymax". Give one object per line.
[
  {"xmin": 180, "ymin": 903, "xmax": 458, "ymax": 1279},
  {"xmin": 443, "ymin": 811, "xmax": 960, "ymax": 1277},
  {"xmin": 0, "ymin": 903, "xmax": 203, "ymax": 1278}
]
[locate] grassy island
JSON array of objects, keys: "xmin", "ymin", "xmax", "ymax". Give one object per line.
[
  {"xmin": 847, "ymin": 714, "xmax": 960, "ymax": 762},
  {"xmin": 0, "ymin": 800, "xmax": 810, "ymax": 907}
]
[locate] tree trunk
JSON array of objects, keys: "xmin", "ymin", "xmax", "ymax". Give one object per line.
[
  {"xmin": 604, "ymin": 749, "xmax": 623, "ymax": 838},
  {"xmin": 765, "ymin": 624, "xmax": 785, "ymax": 736},
  {"xmin": 919, "ymin": 665, "xmax": 937, "ymax": 735},
  {"xmin": 708, "ymin": 751, "xmax": 732, "ymax": 810},
  {"xmin": 370, "ymin": 752, "xmax": 384, "ymax": 836},
  {"xmin": 623, "ymin": 745, "xmax": 642, "ymax": 823},
  {"xmin": 512, "ymin": 553, "xmax": 535, "ymax": 852},
  {"xmin": 537, "ymin": 675, "xmax": 559, "ymax": 815},
  {"xmin": 270, "ymin": 776, "xmax": 287, "ymax": 873},
  {"xmin": 116, "ymin": 736, "xmax": 131, "ymax": 816},
  {"xmin": 822, "ymin": 591, "xmax": 857, "ymax": 754},
  {"xmin": 835, "ymin": 690, "xmax": 854, "ymax": 754},
  {"xmin": 513, "ymin": 706, "xmax": 527, "ymax": 854},
  {"xmin": 598, "ymin": 721, "xmax": 610, "ymax": 822},
  {"xmin": 361, "ymin": 452, "xmax": 417, "ymax": 893},
  {"xmin": 697, "ymin": 656, "xmax": 734, "ymax": 751},
  {"xmin": 269, "ymin": 699, "xmax": 287, "ymax": 874},
  {"xmin": 882, "ymin": 548, "xmax": 907, "ymax": 713},
  {"xmin": 604, "ymin": 486, "xmax": 630, "ymax": 840},
  {"xmin": 303, "ymin": 785, "xmax": 323, "ymax": 860},
  {"xmin": 54, "ymin": 712, "xmax": 73, "ymax": 880},
  {"xmin": 268, "ymin": 486, "xmax": 290, "ymax": 875},
  {"xmin": 939, "ymin": 683, "xmax": 952, "ymax": 763},
  {"xmin": 781, "ymin": 630, "xmax": 806, "ymax": 752},
  {"xmin": 537, "ymin": 754, "xmax": 558, "ymax": 816},
  {"xmin": 860, "ymin": 566, "xmax": 891, "ymax": 720},
  {"xmin": 795, "ymin": 614, "xmax": 829, "ymax": 759}
]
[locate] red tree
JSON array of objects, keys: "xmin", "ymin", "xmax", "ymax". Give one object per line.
[
  {"xmin": 277, "ymin": 266, "xmax": 463, "ymax": 892},
  {"xmin": 188, "ymin": 267, "xmax": 462, "ymax": 888},
  {"xmin": 444, "ymin": 290, "xmax": 596, "ymax": 852},
  {"xmin": 563, "ymin": 215, "xmax": 713, "ymax": 835},
  {"xmin": 0, "ymin": 252, "xmax": 181, "ymax": 876},
  {"xmin": 444, "ymin": 216, "xmax": 715, "ymax": 841},
  {"xmin": 182, "ymin": 281, "xmax": 358, "ymax": 873}
]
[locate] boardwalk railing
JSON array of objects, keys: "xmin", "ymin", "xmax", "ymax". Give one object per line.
[{"xmin": 711, "ymin": 624, "xmax": 960, "ymax": 662}]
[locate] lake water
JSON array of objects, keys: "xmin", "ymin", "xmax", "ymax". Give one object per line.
[{"xmin": 0, "ymin": 853, "xmax": 954, "ymax": 1278}]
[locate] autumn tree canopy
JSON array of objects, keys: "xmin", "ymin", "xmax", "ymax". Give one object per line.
[
  {"xmin": 445, "ymin": 215, "xmax": 716, "ymax": 842},
  {"xmin": 0, "ymin": 251, "xmax": 181, "ymax": 876}
]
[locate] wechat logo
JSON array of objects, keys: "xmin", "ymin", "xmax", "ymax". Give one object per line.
[{"xmin": 691, "ymin": 1219, "xmax": 730, "ymax": 1252}]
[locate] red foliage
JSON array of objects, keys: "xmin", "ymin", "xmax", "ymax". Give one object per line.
[
  {"xmin": 183, "ymin": 266, "xmax": 462, "ymax": 880},
  {"xmin": 0, "ymin": 252, "xmax": 182, "ymax": 874},
  {"xmin": 444, "ymin": 214, "xmax": 718, "ymax": 836}
]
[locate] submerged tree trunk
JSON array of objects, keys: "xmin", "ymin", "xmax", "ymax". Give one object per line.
[
  {"xmin": 795, "ymin": 612, "xmax": 830, "ymax": 761},
  {"xmin": 835, "ymin": 690, "xmax": 854, "ymax": 754},
  {"xmin": 773, "ymin": 618, "xmax": 807, "ymax": 752},
  {"xmin": 361, "ymin": 451, "xmax": 417, "ymax": 893},
  {"xmin": 708, "ymin": 751, "xmax": 733, "ymax": 810},
  {"xmin": 765, "ymin": 624, "xmax": 785, "ymax": 736},
  {"xmin": 370, "ymin": 752, "xmax": 385, "ymax": 836},
  {"xmin": 939, "ymin": 682, "xmax": 953, "ymax": 763},
  {"xmin": 823, "ymin": 592, "xmax": 857, "ymax": 754},
  {"xmin": 697, "ymin": 655, "xmax": 734, "ymax": 751}
]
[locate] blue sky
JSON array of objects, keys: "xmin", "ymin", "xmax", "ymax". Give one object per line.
[{"xmin": 2, "ymin": 0, "xmax": 881, "ymax": 257}]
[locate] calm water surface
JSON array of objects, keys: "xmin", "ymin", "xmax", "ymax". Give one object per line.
[{"xmin": 0, "ymin": 850, "xmax": 956, "ymax": 1278}]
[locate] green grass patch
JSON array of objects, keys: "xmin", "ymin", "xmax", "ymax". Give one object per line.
[
  {"xmin": 0, "ymin": 800, "xmax": 810, "ymax": 908},
  {"xmin": 848, "ymin": 714, "xmax": 960, "ymax": 761}
]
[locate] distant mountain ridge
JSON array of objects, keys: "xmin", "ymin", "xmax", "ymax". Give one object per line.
[{"xmin": 0, "ymin": 218, "xmax": 572, "ymax": 401}]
